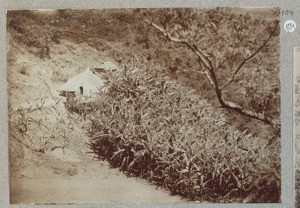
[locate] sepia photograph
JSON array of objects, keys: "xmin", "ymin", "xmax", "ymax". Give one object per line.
[{"xmin": 7, "ymin": 7, "xmax": 280, "ymax": 204}]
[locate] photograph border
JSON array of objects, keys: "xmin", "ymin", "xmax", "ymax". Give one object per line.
[
  {"xmin": 1, "ymin": 0, "xmax": 300, "ymax": 207},
  {"xmin": 294, "ymin": 47, "xmax": 300, "ymax": 207}
]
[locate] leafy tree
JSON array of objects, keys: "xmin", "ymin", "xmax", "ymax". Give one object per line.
[{"xmin": 137, "ymin": 7, "xmax": 280, "ymax": 134}]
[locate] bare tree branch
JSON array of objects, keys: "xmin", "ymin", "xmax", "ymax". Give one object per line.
[
  {"xmin": 146, "ymin": 18, "xmax": 279, "ymax": 133},
  {"xmin": 146, "ymin": 20, "xmax": 216, "ymax": 89},
  {"xmin": 145, "ymin": 20, "xmax": 186, "ymax": 43},
  {"xmin": 221, "ymin": 100, "xmax": 279, "ymax": 133},
  {"xmin": 220, "ymin": 21, "xmax": 279, "ymax": 90},
  {"xmin": 146, "ymin": 20, "xmax": 213, "ymax": 70},
  {"xmin": 216, "ymin": 56, "xmax": 229, "ymax": 70}
]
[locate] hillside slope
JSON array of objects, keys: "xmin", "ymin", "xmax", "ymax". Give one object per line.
[
  {"xmin": 7, "ymin": 8, "xmax": 280, "ymax": 204},
  {"xmin": 8, "ymin": 23, "xmax": 185, "ymax": 205}
]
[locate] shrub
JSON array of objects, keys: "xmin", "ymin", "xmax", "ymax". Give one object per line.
[
  {"xmin": 7, "ymin": 11, "xmax": 63, "ymax": 59},
  {"xmin": 10, "ymin": 100, "xmax": 77, "ymax": 156},
  {"xmin": 77, "ymin": 63, "xmax": 280, "ymax": 202}
]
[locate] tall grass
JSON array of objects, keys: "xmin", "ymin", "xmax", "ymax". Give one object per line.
[
  {"xmin": 75, "ymin": 63, "xmax": 280, "ymax": 203},
  {"xmin": 9, "ymin": 100, "xmax": 76, "ymax": 154}
]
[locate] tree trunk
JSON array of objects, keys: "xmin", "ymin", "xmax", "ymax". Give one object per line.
[{"xmin": 146, "ymin": 20, "xmax": 280, "ymax": 135}]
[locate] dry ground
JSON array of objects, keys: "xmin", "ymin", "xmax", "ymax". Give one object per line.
[
  {"xmin": 7, "ymin": 9, "xmax": 280, "ymax": 204},
  {"xmin": 8, "ymin": 36, "xmax": 184, "ymax": 204}
]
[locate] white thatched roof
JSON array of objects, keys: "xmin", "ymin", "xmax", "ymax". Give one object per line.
[
  {"xmin": 61, "ymin": 68, "xmax": 104, "ymax": 96},
  {"xmin": 94, "ymin": 61, "xmax": 119, "ymax": 71}
]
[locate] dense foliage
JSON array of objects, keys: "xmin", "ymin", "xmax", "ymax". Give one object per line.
[
  {"xmin": 7, "ymin": 9, "xmax": 280, "ymax": 135},
  {"xmin": 7, "ymin": 8, "xmax": 281, "ymax": 203},
  {"xmin": 74, "ymin": 64, "xmax": 280, "ymax": 202},
  {"xmin": 140, "ymin": 7, "xmax": 280, "ymax": 131}
]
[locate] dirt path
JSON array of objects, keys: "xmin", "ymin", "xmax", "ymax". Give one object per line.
[
  {"xmin": 8, "ymin": 34, "xmax": 185, "ymax": 205},
  {"xmin": 10, "ymin": 144, "xmax": 184, "ymax": 204},
  {"xmin": 10, "ymin": 163, "xmax": 183, "ymax": 204},
  {"xmin": 9, "ymin": 106, "xmax": 184, "ymax": 205}
]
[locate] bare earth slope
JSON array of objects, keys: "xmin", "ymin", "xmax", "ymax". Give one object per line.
[
  {"xmin": 10, "ymin": 125, "xmax": 183, "ymax": 204},
  {"xmin": 8, "ymin": 35, "xmax": 183, "ymax": 204}
]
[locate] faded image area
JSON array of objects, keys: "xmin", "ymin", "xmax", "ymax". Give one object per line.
[{"xmin": 7, "ymin": 8, "xmax": 280, "ymax": 204}]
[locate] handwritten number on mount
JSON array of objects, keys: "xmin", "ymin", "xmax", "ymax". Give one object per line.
[{"xmin": 282, "ymin": 10, "xmax": 294, "ymax": 17}]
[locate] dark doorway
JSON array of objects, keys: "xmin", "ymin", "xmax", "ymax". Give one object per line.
[{"xmin": 79, "ymin": 86, "xmax": 83, "ymax": 95}]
